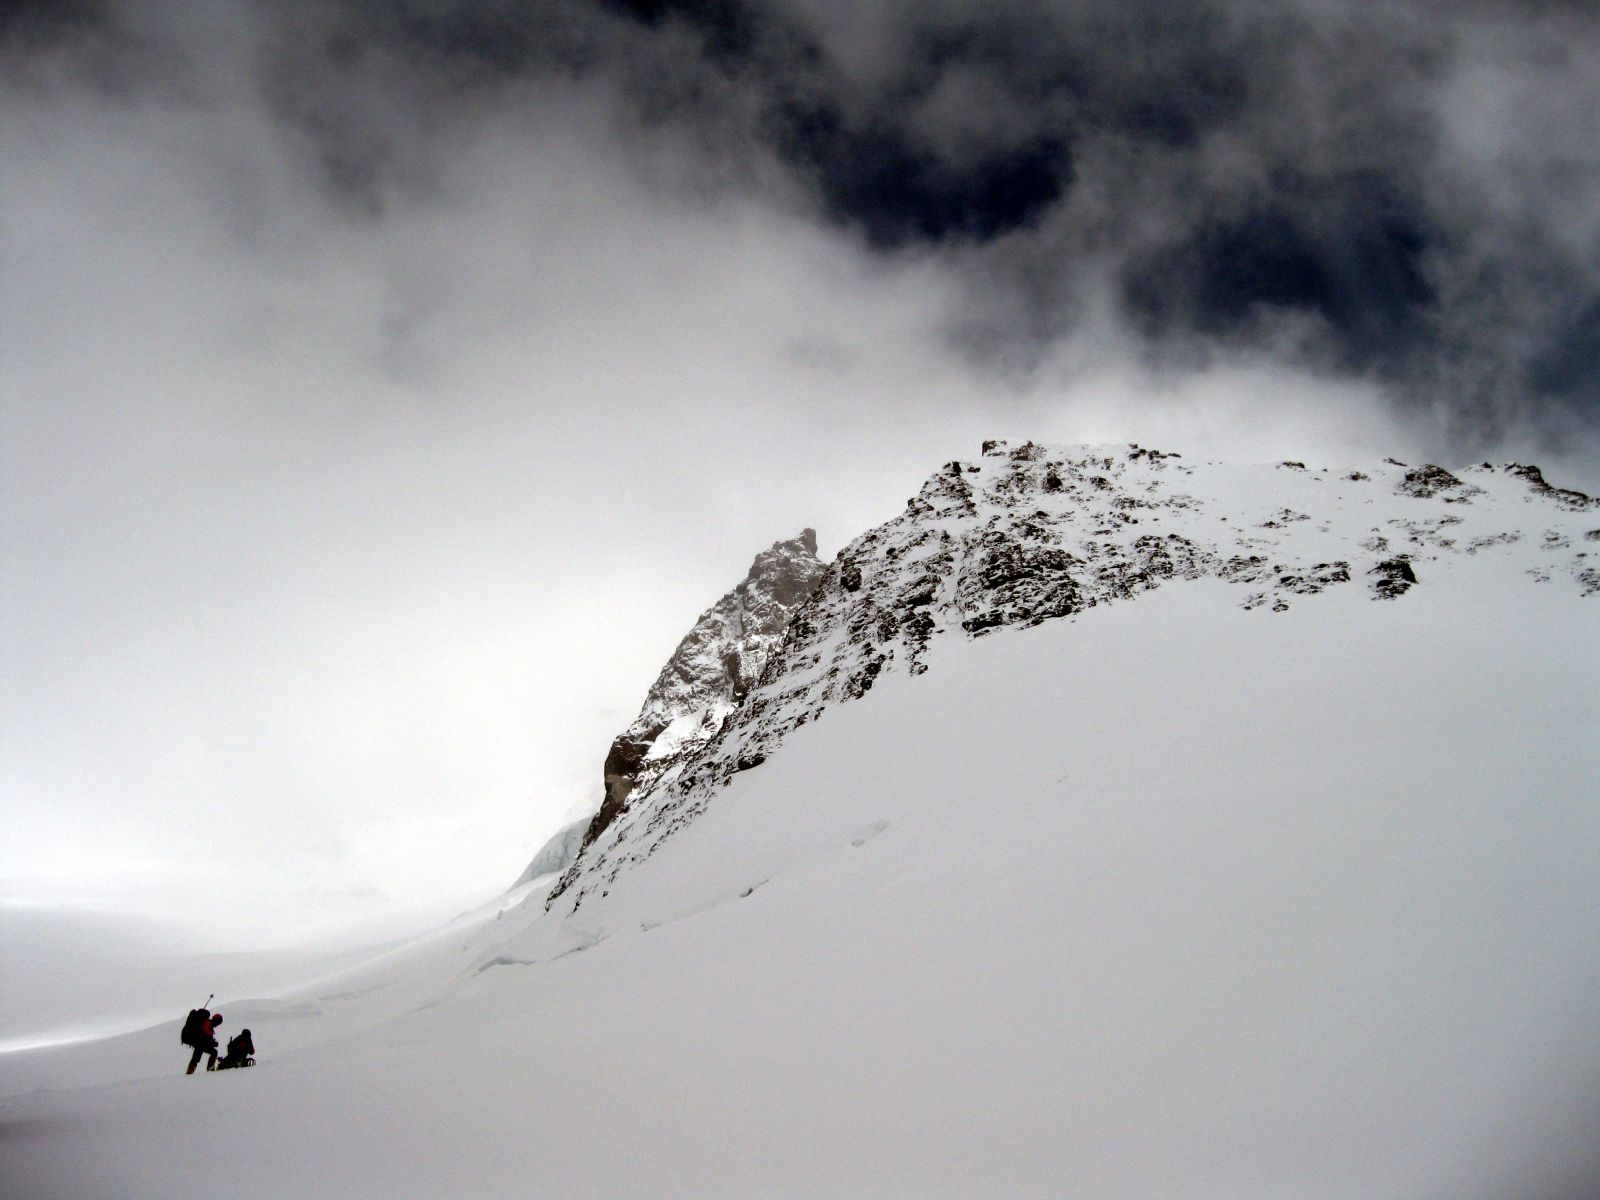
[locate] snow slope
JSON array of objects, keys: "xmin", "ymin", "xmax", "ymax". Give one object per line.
[{"xmin": 3, "ymin": 447, "xmax": 1597, "ymax": 1200}]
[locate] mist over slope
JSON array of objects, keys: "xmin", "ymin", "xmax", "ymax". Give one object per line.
[{"xmin": 3, "ymin": 445, "xmax": 1597, "ymax": 1200}]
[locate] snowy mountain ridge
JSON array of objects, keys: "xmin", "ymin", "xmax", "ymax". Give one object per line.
[{"xmin": 549, "ymin": 440, "xmax": 1597, "ymax": 912}]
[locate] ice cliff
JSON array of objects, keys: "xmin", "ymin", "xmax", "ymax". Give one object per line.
[{"xmin": 511, "ymin": 818, "xmax": 589, "ymax": 889}]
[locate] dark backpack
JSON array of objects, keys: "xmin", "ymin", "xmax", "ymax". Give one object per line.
[{"xmin": 180, "ymin": 1008, "xmax": 209, "ymax": 1046}]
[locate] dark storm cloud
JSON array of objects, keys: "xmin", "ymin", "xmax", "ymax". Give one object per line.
[
  {"xmin": 1122, "ymin": 171, "xmax": 1437, "ymax": 368},
  {"xmin": 6, "ymin": 0, "xmax": 1598, "ymax": 440},
  {"xmin": 165, "ymin": 0, "xmax": 1589, "ymax": 453},
  {"xmin": 738, "ymin": 1, "xmax": 1598, "ymax": 447},
  {"xmin": 0, "ymin": 0, "xmax": 104, "ymax": 42},
  {"xmin": 3, "ymin": 0, "xmax": 1595, "ymax": 486}
]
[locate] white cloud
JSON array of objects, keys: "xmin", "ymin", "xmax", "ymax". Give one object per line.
[{"xmin": 4, "ymin": 1, "xmax": 1595, "ymax": 949}]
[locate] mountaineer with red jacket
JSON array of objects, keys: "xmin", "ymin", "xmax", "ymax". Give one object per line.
[{"xmin": 181, "ymin": 1007, "xmax": 223, "ymax": 1074}]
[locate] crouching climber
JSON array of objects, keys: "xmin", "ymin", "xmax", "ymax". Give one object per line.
[{"xmin": 217, "ymin": 1028, "xmax": 255, "ymax": 1070}]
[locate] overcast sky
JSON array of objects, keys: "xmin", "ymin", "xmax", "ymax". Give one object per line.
[{"xmin": 5, "ymin": 0, "xmax": 1599, "ymax": 954}]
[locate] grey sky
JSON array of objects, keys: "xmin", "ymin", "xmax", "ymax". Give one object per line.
[{"xmin": 4, "ymin": 0, "xmax": 1598, "ymax": 949}]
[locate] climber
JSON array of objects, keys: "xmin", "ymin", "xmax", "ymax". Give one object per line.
[
  {"xmin": 184, "ymin": 1011, "xmax": 222, "ymax": 1074},
  {"xmin": 217, "ymin": 1028, "xmax": 255, "ymax": 1070}
]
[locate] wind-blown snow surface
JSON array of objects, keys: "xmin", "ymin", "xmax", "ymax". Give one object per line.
[{"xmin": 5, "ymin": 456, "xmax": 1599, "ymax": 1199}]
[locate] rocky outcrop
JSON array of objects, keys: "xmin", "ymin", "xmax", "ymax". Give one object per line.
[
  {"xmin": 1369, "ymin": 556, "xmax": 1418, "ymax": 599},
  {"xmin": 575, "ymin": 530, "xmax": 825, "ymax": 855},
  {"xmin": 1397, "ymin": 464, "xmax": 1482, "ymax": 502},
  {"xmin": 1506, "ymin": 464, "xmax": 1600, "ymax": 511},
  {"xmin": 546, "ymin": 444, "xmax": 1598, "ymax": 913}
]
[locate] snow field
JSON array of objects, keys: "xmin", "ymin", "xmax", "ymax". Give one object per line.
[{"xmin": 4, "ymin": 556, "xmax": 1596, "ymax": 1199}]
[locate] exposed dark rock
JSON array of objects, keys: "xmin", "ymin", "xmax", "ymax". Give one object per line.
[
  {"xmin": 1220, "ymin": 555, "xmax": 1271, "ymax": 584},
  {"xmin": 843, "ymin": 653, "xmax": 887, "ymax": 699},
  {"xmin": 956, "ymin": 528, "xmax": 1085, "ymax": 631},
  {"xmin": 1507, "ymin": 464, "xmax": 1600, "ymax": 510},
  {"xmin": 1370, "ymin": 556, "xmax": 1417, "ymax": 599},
  {"xmin": 1398, "ymin": 464, "xmax": 1481, "ymax": 501},
  {"xmin": 1277, "ymin": 561, "xmax": 1351, "ymax": 594},
  {"xmin": 1467, "ymin": 532, "xmax": 1522, "ymax": 553}
]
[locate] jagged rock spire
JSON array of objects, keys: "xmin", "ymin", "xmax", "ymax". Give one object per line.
[{"xmin": 578, "ymin": 530, "xmax": 824, "ymax": 854}]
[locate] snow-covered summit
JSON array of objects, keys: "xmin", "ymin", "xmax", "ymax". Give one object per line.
[{"xmin": 551, "ymin": 441, "xmax": 1597, "ymax": 912}]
